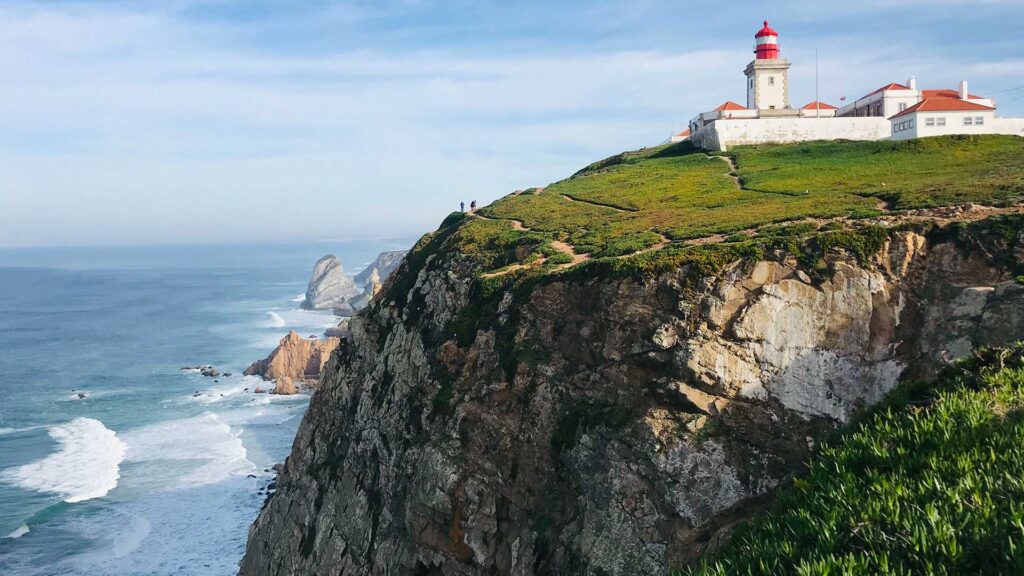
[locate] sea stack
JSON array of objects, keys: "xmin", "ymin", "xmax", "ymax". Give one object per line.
[{"xmin": 301, "ymin": 255, "xmax": 359, "ymax": 311}]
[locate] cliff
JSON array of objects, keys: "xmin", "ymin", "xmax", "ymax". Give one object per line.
[
  {"xmin": 243, "ymin": 331, "xmax": 341, "ymax": 387},
  {"xmin": 240, "ymin": 137, "xmax": 1024, "ymax": 575}
]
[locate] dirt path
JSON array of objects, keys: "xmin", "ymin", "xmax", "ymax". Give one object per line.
[
  {"xmin": 707, "ymin": 154, "xmax": 741, "ymax": 188},
  {"xmin": 559, "ymin": 194, "xmax": 635, "ymax": 213}
]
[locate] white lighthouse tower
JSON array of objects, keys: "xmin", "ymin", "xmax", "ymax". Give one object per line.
[{"xmin": 744, "ymin": 20, "xmax": 792, "ymax": 112}]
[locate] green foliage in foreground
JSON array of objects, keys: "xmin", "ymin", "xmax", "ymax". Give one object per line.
[{"xmin": 679, "ymin": 344, "xmax": 1024, "ymax": 576}]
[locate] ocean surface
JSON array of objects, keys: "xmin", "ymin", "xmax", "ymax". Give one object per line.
[{"xmin": 0, "ymin": 239, "xmax": 413, "ymax": 575}]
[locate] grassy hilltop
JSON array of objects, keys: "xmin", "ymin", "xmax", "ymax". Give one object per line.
[{"xmin": 445, "ymin": 135, "xmax": 1024, "ymax": 278}]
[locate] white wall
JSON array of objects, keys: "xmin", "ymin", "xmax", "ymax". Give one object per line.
[
  {"xmin": 993, "ymin": 118, "xmax": 1024, "ymax": 137},
  {"xmin": 891, "ymin": 110, "xmax": 997, "ymax": 140},
  {"xmin": 692, "ymin": 117, "xmax": 891, "ymax": 151}
]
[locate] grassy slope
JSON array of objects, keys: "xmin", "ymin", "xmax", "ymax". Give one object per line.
[
  {"xmin": 678, "ymin": 344, "xmax": 1024, "ymax": 576},
  {"xmin": 472, "ymin": 135, "xmax": 1024, "ymax": 268}
]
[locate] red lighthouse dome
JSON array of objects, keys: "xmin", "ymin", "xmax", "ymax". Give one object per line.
[{"xmin": 754, "ymin": 20, "xmax": 780, "ymax": 60}]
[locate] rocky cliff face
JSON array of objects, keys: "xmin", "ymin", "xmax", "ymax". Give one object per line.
[
  {"xmin": 243, "ymin": 331, "xmax": 341, "ymax": 388},
  {"xmin": 241, "ymin": 216, "xmax": 1024, "ymax": 575},
  {"xmin": 302, "ymin": 255, "xmax": 360, "ymax": 311}
]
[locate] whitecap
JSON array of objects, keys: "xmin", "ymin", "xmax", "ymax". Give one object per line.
[
  {"xmin": 5, "ymin": 523, "xmax": 30, "ymax": 539},
  {"xmin": 121, "ymin": 413, "xmax": 254, "ymax": 488},
  {"xmin": 263, "ymin": 311, "xmax": 286, "ymax": 328},
  {"xmin": 291, "ymin": 293, "xmax": 305, "ymax": 303},
  {"xmin": 1, "ymin": 418, "xmax": 127, "ymax": 503}
]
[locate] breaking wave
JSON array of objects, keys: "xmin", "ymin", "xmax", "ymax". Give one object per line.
[
  {"xmin": 1, "ymin": 418, "xmax": 126, "ymax": 503},
  {"xmin": 264, "ymin": 311, "xmax": 286, "ymax": 328}
]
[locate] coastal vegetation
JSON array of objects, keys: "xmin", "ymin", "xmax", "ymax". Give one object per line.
[{"xmin": 679, "ymin": 344, "xmax": 1024, "ymax": 576}]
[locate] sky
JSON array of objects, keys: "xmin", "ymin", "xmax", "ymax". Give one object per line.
[{"xmin": 1, "ymin": 0, "xmax": 1023, "ymax": 247}]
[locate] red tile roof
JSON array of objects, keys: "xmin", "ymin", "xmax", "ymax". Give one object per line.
[
  {"xmin": 802, "ymin": 100, "xmax": 838, "ymax": 110},
  {"xmin": 889, "ymin": 98, "xmax": 996, "ymax": 120},
  {"xmin": 921, "ymin": 88, "xmax": 985, "ymax": 100},
  {"xmin": 676, "ymin": 128, "xmax": 691, "ymax": 137},
  {"xmin": 714, "ymin": 101, "xmax": 748, "ymax": 112},
  {"xmin": 861, "ymin": 82, "xmax": 911, "ymax": 100}
]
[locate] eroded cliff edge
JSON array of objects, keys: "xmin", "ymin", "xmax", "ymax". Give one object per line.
[{"xmin": 240, "ymin": 214, "xmax": 1024, "ymax": 576}]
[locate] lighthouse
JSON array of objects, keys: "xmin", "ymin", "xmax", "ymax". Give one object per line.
[{"xmin": 744, "ymin": 20, "xmax": 792, "ymax": 111}]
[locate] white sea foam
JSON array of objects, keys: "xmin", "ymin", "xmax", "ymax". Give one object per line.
[
  {"xmin": 5, "ymin": 523, "xmax": 30, "ymax": 539},
  {"xmin": 263, "ymin": 311, "xmax": 286, "ymax": 328},
  {"xmin": 121, "ymin": 413, "xmax": 254, "ymax": 488},
  {"xmin": 1, "ymin": 418, "xmax": 126, "ymax": 503},
  {"xmin": 291, "ymin": 293, "xmax": 305, "ymax": 302}
]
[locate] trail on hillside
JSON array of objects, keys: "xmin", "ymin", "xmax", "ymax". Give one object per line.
[
  {"xmin": 557, "ymin": 193, "xmax": 636, "ymax": 213},
  {"xmin": 472, "ymin": 213, "xmax": 591, "ymax": 275},
  {"xmin": 707, "ymin": 154, "xmax": 742, "ymax": 188}
]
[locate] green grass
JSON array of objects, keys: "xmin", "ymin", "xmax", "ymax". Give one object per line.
[
  {"xmin": 733, "ymin": 135, "xmax": 1024, "ymax": 209},
  {"xmin": 677, "ymin": 344, "xmax": 1024, "ymax": 576},
  {"xmin": 468, "ymin": 135, "xmax": 1024, "ymax": 273}
]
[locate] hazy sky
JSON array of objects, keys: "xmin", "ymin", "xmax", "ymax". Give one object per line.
[{"xmin": 2, "ymin": 0, "xmax": 1023, "ymax": 247}]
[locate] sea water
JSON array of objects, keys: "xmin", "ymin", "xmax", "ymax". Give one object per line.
[{"xmin": 0, "ymin": 240, "xmax": 412, "ymax": 575}]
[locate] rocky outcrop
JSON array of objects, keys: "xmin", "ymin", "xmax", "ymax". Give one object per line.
[
  {"xmin": 356, "ymin": 250, "xmax": 407, "ymax": 285},
  {"xmin": 301, "ymin": 255, "xmax": 360, "ymax": 311},
  {"xmin": 335, "ymin": 269, "xmax": 384, "ymax": 316},
  {"xmin": 241, "ymin": 218, "xmax": 1024, "ymax": 576},
  {"xmin": 243, "ymin": 331, "xmax": 341, "ymax": 383}
]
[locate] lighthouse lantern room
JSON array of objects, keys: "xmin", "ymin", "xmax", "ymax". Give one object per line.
[{"xmin": 744, "ymin": 20, "xmax": 792, "ymax": 112}]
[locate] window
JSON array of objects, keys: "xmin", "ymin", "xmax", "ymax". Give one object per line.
[
  {"xmin": 976, "ymin": 116, "xmax": 985, "ymax": 125},
  {"xmin": 937, "ymin": 117, "xmax": 946, "ymax": 126},
  {"xmin": 909, "ymin": 119, "xmax": 915, "ymax": 129},
  {"xmin": 899, "ymin": 103, "xmax": 908, "ymax": 112},
  {"xmin": 769, "ymin": 76, "xmax": 775, "ymax": 86},
  {"xmin": 964, "ymin": 117, "xmax": 974, "ymax": 126},
  {"xmin": 926, "ymin": 118, "xmax": 935, "ymax": 127}
]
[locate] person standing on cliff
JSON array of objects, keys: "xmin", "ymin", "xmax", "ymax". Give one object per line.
[
  {"xmin": 470, "ymin": 200, "xmax": 477, "ymax": 212},
  {"xmin": 460, "ymin": 201, "xmax": 465, "ymax": 212}
]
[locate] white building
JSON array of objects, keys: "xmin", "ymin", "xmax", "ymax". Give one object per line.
[{"xmin": 685, "ymin": 20, "xmax": 1024, "ymax": 151}]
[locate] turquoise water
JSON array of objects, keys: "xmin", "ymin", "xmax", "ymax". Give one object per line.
[{"xmin": 0, "ymin": 240, "xmax": 412, "ymax": 575}]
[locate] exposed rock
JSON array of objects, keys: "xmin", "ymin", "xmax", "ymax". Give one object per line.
[
  {"xmin": 332, "ymin": 251, "xmax": 407, "ymax": 316},
  {"xmin": 254, "ymin": 387, "xmax": 267, "ymax": 394},
  {"xmin": 241, "ymin": 223, "xmax": 1024, "ymax": 576},
  {"xmin": 354, "ymin": 251, "xmax": 407, "ymax": 286},
  {"xmin": 301, "ymin": 255, "xmax": 360, "ymax": 311},
  {"xmin": 325, "ymin": 318, "xmax": 352, "ymax": 339},
  {"xmin": 200, "ymin": 367, "xmax": 220, "ymax": 378},
  {"xmin": 272, "ymin": 376, "xmax": 298, "ymax": 396},
  {"xmin": 243, "ymin": 331, "xmax": 340, "ymax": 382}
]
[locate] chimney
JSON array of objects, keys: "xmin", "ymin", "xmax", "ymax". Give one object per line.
[
  {"xmin": 907, "ymin": 76, "xmax": 917, "ymax": 90},
  {"xmin": 959, "ymin": 80, "xmax": 969, "ymax": 100}
]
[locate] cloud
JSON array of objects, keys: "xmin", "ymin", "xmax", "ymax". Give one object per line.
[{"xmin": 0, "ymin": 0, "xmax": 1022, "ymax": 247}]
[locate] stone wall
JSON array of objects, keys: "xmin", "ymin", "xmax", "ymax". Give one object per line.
[{"xmin": 692, "ymin": 117, "xmax": 891, "ymax": 151}]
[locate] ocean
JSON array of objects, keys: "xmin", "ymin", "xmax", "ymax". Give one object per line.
[{"xmin": 0, "ymin": 239, "xmax": 413, "ymax": 575}]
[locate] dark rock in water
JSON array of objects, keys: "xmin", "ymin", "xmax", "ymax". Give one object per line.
[
  {"xmin": 192, "ymin": 392, "xmax": 201, "ymax": 397},
  {"xmin": 224, "ymin": 372, "xmax": 233, "ymax": 377},
  {"xmin": 254, "ymin": 387, "xmax": 267, "ymax": 394},
  {"xmin": 200, "ymin": 367, "xmax": 220, "ymax": 378},
  {"xmin": 213, "ymin": 379, "xmax": 219, "ymax": 383},
  {"xmin": 76, "ymin": 393, "xmax": 86, "ymax": 399},
  {"xmin": 247, "ymin": 474, "xmax": 257, "ymax": 479}
]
